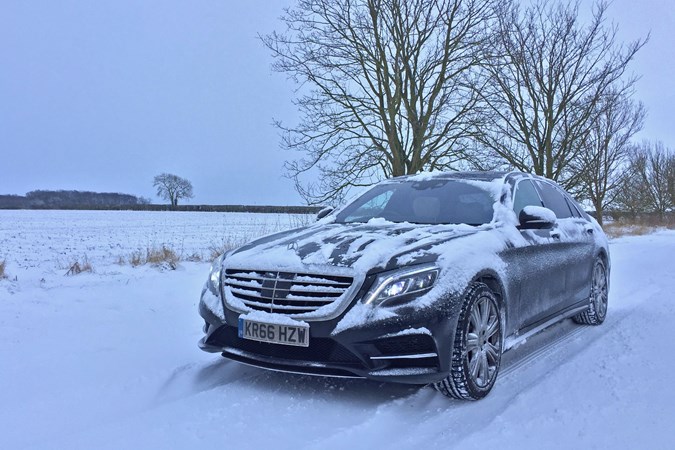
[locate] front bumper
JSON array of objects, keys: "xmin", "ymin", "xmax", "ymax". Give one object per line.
[{"xmin": 198, "ymin": 295, "xmax": 459, "ymax": 385}]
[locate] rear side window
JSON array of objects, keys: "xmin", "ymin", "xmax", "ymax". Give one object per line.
[
  {"xmin": 566, "ymin": 195, "xmax": 590, "ymax": 220},
  {"xmin": 565, "ymin": 197, "xmax": 581, "ymax": 218},
  {"xmin": 512, "ymin": 179, "xmax": 542, "ymax": 217},
  {"xmin": 535, "ymin": 181, "xmax": 573, "ymax": 219}
]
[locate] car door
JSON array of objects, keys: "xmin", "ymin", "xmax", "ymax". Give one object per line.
[
  {"xmin": 533, "ymin": 180, "xmax": 595, "ymax": 313},
  {"xmin": 504, "ymin": 179, "xmax": 565, "ymax": 331}
]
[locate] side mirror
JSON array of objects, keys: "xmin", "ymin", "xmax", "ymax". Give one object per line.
[
  {"xmin": 316, "ymin": 207, "xmax": 334, "ymax": 221},
  {"xmin": 519, "ymin": 206, "xmax": 556, "ymax": 230}
]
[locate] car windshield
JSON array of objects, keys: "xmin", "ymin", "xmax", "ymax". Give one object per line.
[{"xmin": 335, "ymin": 178, "xmax": 495, "ymax": 225}]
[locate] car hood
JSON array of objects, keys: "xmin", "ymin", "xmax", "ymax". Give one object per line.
[{"xmin": 224, "ymin": 219, "xmax": 483, "ymax": 274}]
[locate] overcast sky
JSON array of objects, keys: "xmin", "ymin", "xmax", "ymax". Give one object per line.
[{"xmin": 1, "ymin": 0, "xmax": 673, "ymax": 205}]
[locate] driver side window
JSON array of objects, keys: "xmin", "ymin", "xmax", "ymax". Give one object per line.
[
  {"xmin": 512, "ymin": 179, "xmax": 542, "ymax": 217},
  {"xmin": 535, "ymin": 181, "xmax": 574, "ymax": 219}
]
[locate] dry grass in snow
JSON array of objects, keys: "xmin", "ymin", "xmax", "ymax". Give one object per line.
[
  {"xmin": 603, "ymin": 215, "xmax": 674, "ymax": 239},
  {"xmin": 64, "ymin": 256, "xmax": 93, "ymax": 276},
  {"xmin": 128, "ymin": 245, "xmax": 180, "ymax": 270}
]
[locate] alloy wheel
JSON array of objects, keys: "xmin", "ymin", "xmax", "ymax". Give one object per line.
[
  {"xmin": 592, "ymin": 262, "xmax": 608, "ymax": 320},
  {"xmin": 466, "ymin": 296, "xmax": 501, "ymax": 388}
]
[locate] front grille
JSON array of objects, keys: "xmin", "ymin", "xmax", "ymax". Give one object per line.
[{"xmin": 224, "ymin": 269, "xmax": 353, "ymax": 315}]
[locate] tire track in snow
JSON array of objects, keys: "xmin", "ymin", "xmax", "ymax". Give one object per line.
[{"xmin": 149, "ymin": 359, "xmax": 262, "ymax": 407}]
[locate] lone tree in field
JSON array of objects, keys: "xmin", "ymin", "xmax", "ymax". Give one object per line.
[
  {"xmin": 264, "ymin": 0, "xmax": 501, "ymax": 204},
  {"xmin": 153, "ymin": 173, "xmax": 194, "ymax": 207},
  {"xmin": 477, "ymin": 0, "xmax": 646, "ymax": 188}
]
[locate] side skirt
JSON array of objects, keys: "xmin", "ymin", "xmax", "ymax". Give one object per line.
[{"xmin": 504, "ymin": 302, "xmax": 588, "ymax": 351}]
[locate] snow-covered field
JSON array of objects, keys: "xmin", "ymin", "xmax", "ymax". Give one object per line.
[
  {"xmin": 0, "ymin": 210, "xmax": 310, "ymax": 274},
  {"xmin": 1, "ymin": 210, "xmax": 674, "ymax": 449}
]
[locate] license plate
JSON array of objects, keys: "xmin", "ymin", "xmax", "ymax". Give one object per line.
[{"xmin": 238, "ymin": 318, "xmax": 310, "ymax": 347}]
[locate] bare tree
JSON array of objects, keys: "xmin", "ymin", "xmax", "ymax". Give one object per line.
[
  {"xmin": 477, "ymin": 0, "xmax": 646, "ymax": 188},
  {"xmin": 616, "ymin": 142, "xmax": 674, "ymax": 215},
  {"xmin": 572, "ymin": 90, "xmax": 645, "ymax": 224},
  {"xmin": 153, "ymin": 173, "xmax": 194, "ymax": 208},
  {"xmin": 263, "ymin": 0, "xmax": 501, "ymax": 204}
]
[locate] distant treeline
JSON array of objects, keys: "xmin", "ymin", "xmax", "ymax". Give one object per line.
[
  {"xmin": 0, "ymin": 190, "xmax": 321, "ymax": 214},
  {"xmin": 0, "ymin": 190, "xmax": 149, "ymax": 209},
  {"xmin": 107, "ymin": 204, "xmax": 323, "ymax": 214}
]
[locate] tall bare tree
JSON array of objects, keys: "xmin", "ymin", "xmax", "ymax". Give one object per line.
[
  {"xmin": 572, "ymin": 90, "xmax": 645, "ymax": 224},
  {"xmin": 153, "ymin": 173, "xmax": 194, "ymax": 208},
  {"xmin": 263, "ymin": 0, "xmax": 501, "ymax": 204},
  {"xmin": 477, "ymin": 0, "xmax": 646, "ymax": 187},
  {"xmin": 616, "ymin": 141, "xmax": 675, "ymax": 215}
]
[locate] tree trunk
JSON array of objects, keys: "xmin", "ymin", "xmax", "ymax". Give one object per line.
[{"xmin": 594, "ymin": 200, "xmax": 604, "ymax": 227}]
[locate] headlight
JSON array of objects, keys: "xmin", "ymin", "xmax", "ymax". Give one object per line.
[
  {"xmin": 363, "ymin": 265, "xmax": 439, "ymax": 307},
  {"xmin": 207, "ymin": 258, "xmax": 223, "ymax": 296}
]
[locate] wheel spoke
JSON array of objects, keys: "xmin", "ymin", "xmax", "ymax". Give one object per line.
[
  {"xmin": 467, "ymin": 332, "xmax": 480, "ymax": 352},
  {"xmin": 470, "ymin": 305, "xmax": 482, "ymax": 332},
  {"xmin": 485, "ymin": 315, "xmax": 499, "ymax": 339},
  {"xmin": 479, "ymin": 299, "xmax": 489, "ymax": 329},
  {"xmin": 479, "ymin": 352, "xmax": 489, "ymax": 384},
  {"xmin": 469, "ymin": 352, "xmax": 480, "ymax": 379},
  {"xmin": 474, "ymin": 352, "xmax": 484, "ymax": 383},
  {"xmin": 484, "ymin": 342, "xmax": 500, "ymax": 365}
]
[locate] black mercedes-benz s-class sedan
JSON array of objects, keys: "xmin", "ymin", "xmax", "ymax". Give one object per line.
[{"xmin": 198, "ymin": 171, "xmax": 609, "ymax": 400}]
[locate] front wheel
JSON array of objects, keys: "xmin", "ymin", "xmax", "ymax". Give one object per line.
[
  {"xmin": 573, "ymin": 258, "xmax": 608, "ymax": 325},
  {"xmin": 434, "ymin": 283, "xmax": 503, "ymax": 400}
]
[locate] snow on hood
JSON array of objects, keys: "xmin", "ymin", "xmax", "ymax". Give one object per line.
[{"xmin": 225, "ymin": 219, "xmax": 482, "ymax": 274}]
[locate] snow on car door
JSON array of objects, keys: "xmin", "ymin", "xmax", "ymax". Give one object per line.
[{"xmin": 534, "ymin": 181, "xmax": 595, "ymax": 314}]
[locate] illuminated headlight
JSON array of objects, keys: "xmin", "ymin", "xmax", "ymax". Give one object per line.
[
  {"xmin": 363, "ymin": 265, "xmax": 439, "ymax": 307},
  {"xmin": 207, "ymin": 259, "xmax": 222, "ymax": 296}
]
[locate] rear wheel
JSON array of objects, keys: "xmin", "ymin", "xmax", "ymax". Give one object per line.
[
  {"xmin": 573, "ymin": 258, "xmax": 608, "ymax": 325},
  {"xmin": 434, "ymin": 283, "xmax": 502, "ymax": 400}
]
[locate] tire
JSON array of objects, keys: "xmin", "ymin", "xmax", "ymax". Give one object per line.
[
  {"xmin": 573, "ymin": 258, "xmax": 608, "ymax": 325},
  {"xmin": 434, "ymin": 283, "xmax": 503, "ymax": 400}
]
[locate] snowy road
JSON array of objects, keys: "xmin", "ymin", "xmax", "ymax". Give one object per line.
[{"xmin": 1, "ymin": 230, "xmax": 674, "ymax": 449}]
